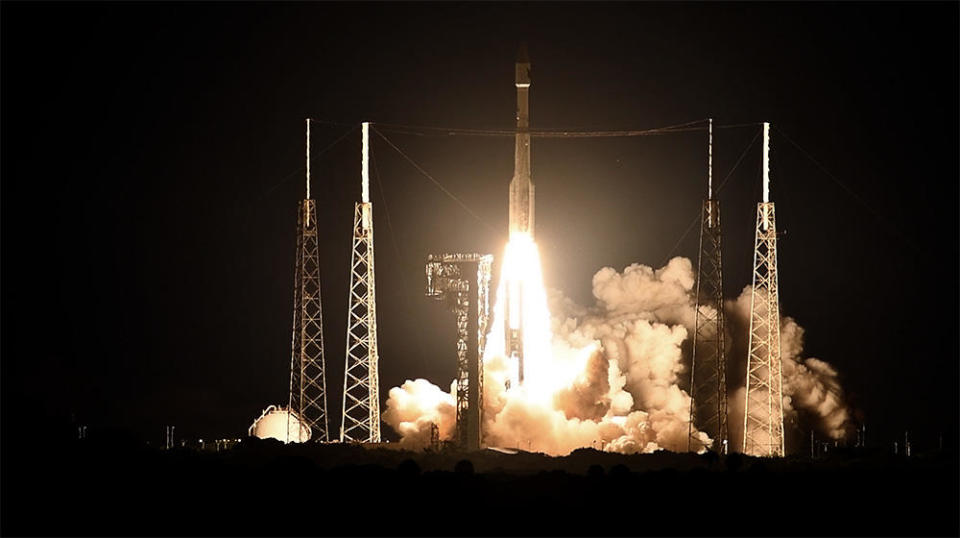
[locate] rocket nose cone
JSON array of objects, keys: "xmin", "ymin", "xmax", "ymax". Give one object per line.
[{"xmin": 516, "ymin": 42, "xmax": 529, "ymax": 64}]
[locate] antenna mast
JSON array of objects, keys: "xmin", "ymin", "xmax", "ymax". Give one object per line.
[
  {"xmin": 689, "ymin": 117, "xmax": 728, "ymax": 453},
  {"xmin": 286, "ymin": 118, "xmax": 330, "ymax": 442},
  {"xmin": 742, "ymin": 121, "xmax": 785, "ymax": 456},
  {"xmin": 306, "ymin": 119, "xmax": 311, "ymax": 201},
  {"xmin": 340, "ymin": 122, "xmax": 382, "ymax": 442}
]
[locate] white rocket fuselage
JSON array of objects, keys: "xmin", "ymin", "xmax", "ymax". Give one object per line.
[
  {"xmin": 509, "ymin": 53, "xmax": 533, "ymax": 237},
  {"xmin": 505, "ymin": 48, "xmax": 532, "ymax": 386}
]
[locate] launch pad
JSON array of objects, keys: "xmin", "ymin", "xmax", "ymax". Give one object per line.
[{"xmin": 271, "ymin": 47, "xmax": 794, "ymax": 458}]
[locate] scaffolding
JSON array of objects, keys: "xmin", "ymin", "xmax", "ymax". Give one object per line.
[
  {"xmin": 425, "ymin": 253, "xmax": 493, "ymax": 450},
  {"xmin": 742, "ymin": 123, "xmax": 785, "ymax": 457},
  {"xmin": 287, "ymin": 119, "xmax": 330, "ymax": 443},
  {"xmin": 340, "ymin": 123, "xmax": 382, "ymax": 443},
  {"xmin": 689, "ymin": 119, "xmax": 729, "ymax": 453}
]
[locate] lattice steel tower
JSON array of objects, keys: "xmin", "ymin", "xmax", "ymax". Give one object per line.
[
  {"xmin": 340, "ymin": 122, "xmax": 382, "ymax": 443},
  {"xmin": 742, "ymin": 122, "xmax": 785, "ymax": 457},
  {"xmin": 688, "ymin": 118, "xmax": 728, "ymax": 453},
  {"xmin": 287, "ymin": 118, "xmax": 330, "ymax": 443},
  {"xmin": 425, "ymin": 253, "xmax": 493, "ymax": 450}
]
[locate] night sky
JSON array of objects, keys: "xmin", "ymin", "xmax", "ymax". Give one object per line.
[{"xmin": 2, "ymin": 2, "xmax": 957, "ymax": 450}]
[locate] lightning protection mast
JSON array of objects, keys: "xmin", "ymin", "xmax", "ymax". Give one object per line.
[
  {"xmin": 742, "ymin": 122, "xmax": 785, "ymax": 457},
  {"xmin": 688, "ymin": 118, "xmax": 729, "ymax": 453},
  {"xmin": 340, "ymin": 122, "xmax": 382, "ymax": 443},
  {"xmin": 287, "ymin": 118, "xmax": 330, "ymax": 443}
]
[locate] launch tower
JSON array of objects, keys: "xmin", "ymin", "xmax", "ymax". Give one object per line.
[
  {"xmin": 742, "ymin": 122, "xmax": 785, "ymax": 457},
  {"xmin": 688, "ymin": 118, "xmax": 728, "ymax": 453},
  {"xmin": 287, "ymin": 118, "xmax": 330, "ymax": 443},
  {"xmin": 340, "ymin": 122, "xmax": 382, "ymax": 443},
  {"xmin": 425, "ymin": 253, "xmax": 493, "ymax": 450}
]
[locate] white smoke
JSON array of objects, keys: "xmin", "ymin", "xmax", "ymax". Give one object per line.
[
  {"xmin": 381, "ymin": 378, "xmax": 456, "ymax": 450},
  {"xmin": 726, "ymin": 286, "xmax": 855, "ymax": 448},
  {"xmin": 384, "ymin": 257, "xmax": 853, "ymax": 455}
]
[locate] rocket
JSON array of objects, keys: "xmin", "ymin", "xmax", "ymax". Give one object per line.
[
  {"xmin": 509, "ymin": 43, "xmax": 533, "ymax": 237},
  {"xmin": 506, "ymin": 44, "xmax": 532, "ymax": 386}
]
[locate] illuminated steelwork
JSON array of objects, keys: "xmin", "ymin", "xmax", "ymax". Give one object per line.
[
  {"xmin": 688, "ymin": 118, "xmax": 728, "ymax": 453},
  {"xmin": 426, "ymin": 253, "xmax": 493, "ymax": 450},
  {"xmin": 506, "ymin": 44, "xmax": 533, "ymax": 385},
  {"xmin": 287, "ymin": 119, "xmax": 330, "ymax": 443},
  {"xmin": 742, "ymin": 122, "xmax": 785, "ymax": 457},
  {"xmin": 429, "ymin": 422, "xmax": 441, "ymax": 452},
  {"xmin": 340, "ymin": 122, "xmax": 382, "ymax": 443}
]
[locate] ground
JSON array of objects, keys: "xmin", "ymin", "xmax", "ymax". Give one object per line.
[{"xmin": 2, "ymin": 430, "xmax": 956, "ymax": 537}]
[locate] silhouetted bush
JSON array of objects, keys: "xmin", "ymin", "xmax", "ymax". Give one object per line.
[
  {"xmin": 2, "ymin": 431, "xmax": 957, "ymax": 537},
  {"xmin": 748, "ymin": 460, "xmax": 768, "ymax": 473},
  {"xmin": 609, "ymin": 463, "xmax": 630, "ymax": 476},
  {"xmin": 725, "ymin": 452, "xmax": 743, "ymax": 472},
  {"xmin": 587, "ymin": 464, "xmax": 605, "ymax": 478},
  {"xmin": 454, "ymin": 459, "xmax": 474, "ymax": 475},
  {"xmin": 398, "ymin": 458, "xmax": 421, "ymax": 476},
  {"xmin": 700, "ymin": 449, "xmax": 720, "ymax": 467}
]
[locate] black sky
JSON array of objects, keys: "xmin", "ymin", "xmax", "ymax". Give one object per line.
[{"xmin": 2, "ymin": 2, "xmax": 957, "ymax": 450}]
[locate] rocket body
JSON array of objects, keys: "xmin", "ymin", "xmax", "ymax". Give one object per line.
[
  {"xmin": 506, "ymin": 45, "xmax": 532, "ymax": 386},
  {"xmin": 509, "ymin": 47, "xmax": 534, "ymax": 237}
]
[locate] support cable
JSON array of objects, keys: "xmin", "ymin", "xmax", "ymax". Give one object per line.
[
  {"xmin": 661, "ymin": 129, "xmax": 762, "ymax": 265},
  {"xmin": 306, "ymin": 118, "xmax": 357, "ymax": 128},
  {"xmin": 373, "ymin": 118, "xmax": 711, "ymax": 138},
  {"xmin": 298, "ymin": 118, "xmax": 763, "ymax": 139},
  {"xmin": 371, "ymin": 148, "xmax": 430, "ymax": 364},
  {"xmin": 372, "ymin": 126, "xmax": 497, "ymax": 232},
  {"xmin": 370, "ymin": 149, "xmax": 410, "ymax": 294},
  {"xmin": 371, "ymin": 151, "xmax": 400, "ymax": 260},
  {"xmin": 772, "ymin": 125, "xmax": 921, "ymax": 254},
  {"xmin": 263, "ymin": 124, "xmax": 359, "ymax": 197},
  {"xmin": 301, "ymin": 117, "xmax": 761, "ymax": 137}
]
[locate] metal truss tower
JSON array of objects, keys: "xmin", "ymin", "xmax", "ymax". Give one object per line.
[
  {"xmin": 742, "ymin": 122, "xmax": 785, "ymax": 457},
  {"xmin": 340, "ymin": 122, "xmax": 382, "ymax": 443},
  {"xmin": 688, "ymin": 119, "xmax": 728, "ymax": 453},
  {"xmin": 287, "ymin": 119, "xmax": 330, "ymax": 443},
  {"xmin": 425, "ymin": 253, "xmax": 493, "ymax": 450}
]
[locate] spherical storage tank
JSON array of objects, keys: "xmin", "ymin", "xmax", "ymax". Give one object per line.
[{"xmin": 248, "ymin": 405, "xmax": 311, "ymax": 443}]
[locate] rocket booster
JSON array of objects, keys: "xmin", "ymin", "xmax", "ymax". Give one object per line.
[
  {"xmin": 506, "ymin": 44, "xmax": 532, "ymax": 387},
  {"xmin": 509, "ymin": 44, "xmax": 533, "ymax": 237}
]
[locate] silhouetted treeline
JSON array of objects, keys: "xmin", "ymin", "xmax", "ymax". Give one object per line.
[{"xmin": 2, "ymin": 427, "xmax": 957, "ymax": 536}]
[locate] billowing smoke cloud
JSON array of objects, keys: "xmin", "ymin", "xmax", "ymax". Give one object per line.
[
  {"xmin": 384, "ymin": 256, "xmax": 854, "ymax": 455},
  {"xmin": 726, "ymin": 286, "xmax": 855, "ymax": 449},
  {"xmin": 381, "ymin": 379, "xmax": 456, "ymax": 450},
  {"xmin": 589, "ymin": 257, "xmax": 697, "ymax": 329}
]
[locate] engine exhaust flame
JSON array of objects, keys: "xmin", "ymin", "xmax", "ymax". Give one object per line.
[{"xmin": 485, "ymin": 232, "xmax": 554, "ymax": 401}]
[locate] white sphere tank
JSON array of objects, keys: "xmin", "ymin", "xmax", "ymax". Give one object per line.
[{"xmin": 248, "ymin": 405, "xmax": 311, "ymax": 443}]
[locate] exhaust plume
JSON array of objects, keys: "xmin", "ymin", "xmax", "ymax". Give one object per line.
[
  {"xmin": 384, "ymin": 256, "xmax": 854, "ymax": 455},
  {"xmin": 381, "ymin": 379, "xmax": 456, "ymax": 450}
]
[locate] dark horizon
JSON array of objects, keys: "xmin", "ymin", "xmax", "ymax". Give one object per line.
[{"xmin": 2, "ymin": 2, "xmax": 957, "ymax": 451}]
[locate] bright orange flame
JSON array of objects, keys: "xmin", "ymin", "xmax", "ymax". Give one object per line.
[{"xmin": 485, "ymin": 232, "xmax": 559, "ymax": 403}]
